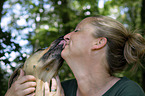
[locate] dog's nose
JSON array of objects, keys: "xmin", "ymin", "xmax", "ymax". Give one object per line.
[{"xmin": 59, "ymin": 35, "xmax": 64, "ymax": 40}]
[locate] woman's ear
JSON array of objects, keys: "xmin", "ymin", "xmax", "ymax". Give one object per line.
[{"xmin": 91, "ymin": 37, "xmax": 107, "ymax": 50}]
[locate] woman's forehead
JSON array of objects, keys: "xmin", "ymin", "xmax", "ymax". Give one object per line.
[
  {"xmin": 76, "ymin": 17, "xmax": 94, "ymax": 28},
  {"xmin": 77, "ymin": 17, "xmax": 101, "ymax": 27}
]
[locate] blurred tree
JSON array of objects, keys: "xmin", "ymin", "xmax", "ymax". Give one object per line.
[
  {"xmin": 0, "ymin": 0, "xmax": 24, "ymax": 95},
  {"xmin": 0, "ymin": 67, "xmax": 9, "ymax": 95},
  {"xmin": 140, "ymin": 0, "xmax": 145, "ymax": 91}
]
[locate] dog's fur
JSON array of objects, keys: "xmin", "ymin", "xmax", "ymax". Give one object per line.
[{"xmin": 8, "ymin": 36, "xmax": 65, "ymax": 96}]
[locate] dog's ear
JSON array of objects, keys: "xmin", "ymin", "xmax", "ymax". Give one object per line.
[{"xmin": 8, "ymin": 64, "xmax": 24, "ymax": 89}]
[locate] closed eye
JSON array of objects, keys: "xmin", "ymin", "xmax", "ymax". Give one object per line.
[{"xmin": 74, "ymin": 30, "xmax": 79, "ymax": 32}]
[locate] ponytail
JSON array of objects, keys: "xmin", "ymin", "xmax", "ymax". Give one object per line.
[{"xmin": 124, "ymin": 32, "xmax": 145, "ymax": 70}]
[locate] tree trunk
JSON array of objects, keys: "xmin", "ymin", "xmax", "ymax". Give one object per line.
[
  {"xmin": 141, "ymin": 0, "xmax": 145, "ymax": 91},
  {"xmin": 0, "ymin": 0, "xmax": 5, "ymax": 22},
  {"xmin": 59, "ymin": 0, "xmax": 71, "ymax": 34}
]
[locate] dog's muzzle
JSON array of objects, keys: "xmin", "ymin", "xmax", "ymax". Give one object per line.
[{"xmin": 8, "ymin": 36, "xmax": 66, "ymax": 89}]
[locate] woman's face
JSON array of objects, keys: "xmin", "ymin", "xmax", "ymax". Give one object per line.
[{"xmin": 61, "ymin": 17, "xmax": 97, "ymax": 60}]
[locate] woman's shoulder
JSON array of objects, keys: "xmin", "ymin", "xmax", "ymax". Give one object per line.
[
  {"xmin": 118, "ymin": 77, "xmax": 143, "ymax": 90},
  {"xmin": 103, "ymin": 77, "xmax": 145, "ymax": 96}
]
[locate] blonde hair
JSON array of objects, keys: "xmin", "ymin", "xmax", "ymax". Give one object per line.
[{"xmin": 90, "ymin": 15, "xmax": 145, "ymax": 75}]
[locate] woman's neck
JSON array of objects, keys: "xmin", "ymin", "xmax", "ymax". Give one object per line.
[
  {"xmin": 65, "ymin": 50, "xmax": 120, "ymax": 96},
  {"xmin": 75, "ymin": 70, "xmax": 120, "ymax": 96}
]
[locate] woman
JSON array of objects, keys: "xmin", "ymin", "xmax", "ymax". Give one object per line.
[{"xmin": 5, "ymin": 15, "xmax": 145, "ymax": 96}]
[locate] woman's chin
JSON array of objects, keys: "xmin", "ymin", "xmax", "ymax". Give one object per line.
[{"xmin": 61, "ymin": 49, "xmax": 68, "ymax": 59}]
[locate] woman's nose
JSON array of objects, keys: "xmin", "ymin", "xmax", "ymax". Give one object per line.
[{"xmin": 64, "ymin": 32, "xmax": 72, "ymax": 41}]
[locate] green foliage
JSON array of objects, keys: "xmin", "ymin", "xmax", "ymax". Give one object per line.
[
  {"xmin": 0, "ymin": 67, "xmax": 9, "ymax": 96},
  {"xmin": 59, "ymin": 62, "xmax": 75, "ymax": 81},
  {"xmin": 0, "ymin": 29, "xmax": 21, "ymax": 64}
]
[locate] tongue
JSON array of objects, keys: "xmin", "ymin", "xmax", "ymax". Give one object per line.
[{"xmin": 58, "ymin": 40, "xmax": 66, "ymax": 48}]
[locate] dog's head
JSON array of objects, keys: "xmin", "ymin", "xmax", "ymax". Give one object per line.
[{"xmin": 8, "ymin": 36, "xmax": 65, "ymax": 88}]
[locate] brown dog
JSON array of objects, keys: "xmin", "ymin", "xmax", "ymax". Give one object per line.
[{"xmin": 8, "ymin": 36, "xmax": 65, "ymax": 96}]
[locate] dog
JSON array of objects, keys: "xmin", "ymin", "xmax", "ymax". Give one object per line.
[{"xmin": 8, "ymin": 36, "xmax": 65, "ymax": 96}]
